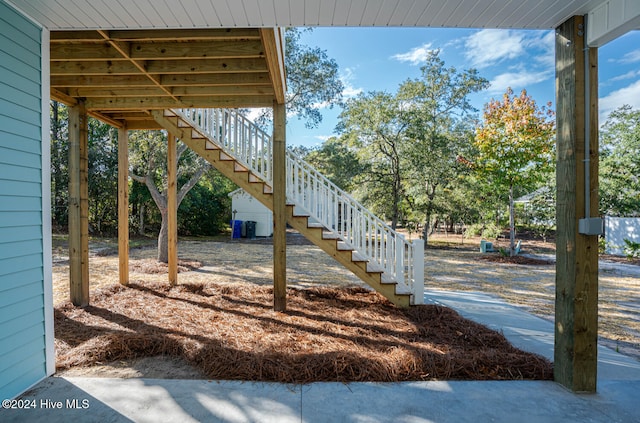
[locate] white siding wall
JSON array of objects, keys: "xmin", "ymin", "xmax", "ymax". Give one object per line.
[
  {"xmin": 605, "ymin": 216, "xmax": 640, "ymax": 256},
  {"xmin": 0, "ymin": 0, "xmax": 49, "ymax": 400}
]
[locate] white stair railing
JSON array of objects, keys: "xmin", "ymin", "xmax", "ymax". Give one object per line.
[
  {"xmin": 178, "ymin": 108, "xmax": 273, "ymax": 184},
  {"xmin": 174, "ymin": 107, "xmax": 424, "ymax": 304}
]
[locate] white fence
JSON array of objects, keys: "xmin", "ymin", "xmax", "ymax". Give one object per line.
[{"xmin": 605, "ymin": 216, "xmax": 640, "ymax": 255}]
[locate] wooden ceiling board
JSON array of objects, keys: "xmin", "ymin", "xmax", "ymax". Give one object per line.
[{"xmin": 49, "ymin": 27, "xmax": 286, "ymax": 127}]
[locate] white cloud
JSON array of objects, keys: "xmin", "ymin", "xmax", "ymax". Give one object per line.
[
  {"xmin": 610, "ymin": 70, "xmax": 640, "ymax": 82},
  {"xmin": 245, "ymin": 107, "xmax": 267, "ymax": 121},
  {"xmin": 464, "ymin": 29, "xmax": 525, "ymax": 68},
  {"xmin": 599, "ymin": 79, "xmax": 640, "ymax": 120},
  {"xmin": 314, "ymin": 135, "xmax": 331, "ymax": 142},
  {"xmin": 619, "ymin": 49, "xmax": 640, "ymax": 64},
  {"xmin": 343, "ymin": 84, "xmax": 363, "ymax": 97},
  {"xmin": 391, "ymin": 42, "xmax": 434, "ymax": 65},
  {"xmin": 531, "ymin": 31, "xmax": 555, "ymax": 68},
  {"xmin": 340, "ymin": 67, "xmax": 363, "ymax": 98},
  {"xmin": 488, "ymin": 70, "xmax": 552, "ymax": 95}
]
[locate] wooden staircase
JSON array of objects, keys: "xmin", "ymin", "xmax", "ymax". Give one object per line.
[{"xmin": 151, "ymin": 109, "xmax": 422, "ymax": 307}]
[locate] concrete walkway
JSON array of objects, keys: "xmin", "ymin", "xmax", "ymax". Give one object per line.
[{"xmin": 3, "ymin": 290, "xmax": 640, "ymax": 423}]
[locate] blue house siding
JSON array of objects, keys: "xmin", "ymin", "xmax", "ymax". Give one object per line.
[{"xmin": 0, "ymin": 0, "xmax": 48, "ymax": 400}]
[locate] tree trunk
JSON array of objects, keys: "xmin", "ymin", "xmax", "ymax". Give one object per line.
[
  {"xmin": 158, "ymin": 207, "xmax": 168, "ymax": 263},
  {"xmin": 509, "ymin": 184, "xmax": 516, "ymax": 257},
  {"xmin": 139, "ymin": 203, "xmax": 145, "ymax": 235},
  {"xmin": 422, "ymin": 212, "xmax": 431, "ymax": 244}
]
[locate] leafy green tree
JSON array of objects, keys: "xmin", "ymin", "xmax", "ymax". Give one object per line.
[
  {"xmin": 177, "ymin": 168, "xmax": 236, "ymax": 236},
  {"xmin": 337, "ymin": 91, "xmax": 410, "ymax": 229},
  {"xmin": 526, "ymin": 183, "xmax": 556, "ymax": 241},
  {"xmin": 285, "ymin": 28, "xmax": 344, "ymax": 128},
  {"xmin": 304, "ymin": 136, "xmax": 364, "ymax": 192},
  {"xmin": 50, "ymin": 101, "xmax": 69, "ymax": 229},
  {"xmin": 599, "ymin": 105, "xmax": 640, "ymax": 216},
  {"xmin": 399, "ymin": 51, "xmax": 488, "ymax": 241},
  {"xmin": 128, "ymin": 130, "xmax": 210, "ymax": 262},
  {"xmin": 256, "ymin": 28, "xmax": 344, "ymax": 129},
  {"xmin": 475, "ymin": 88, "xmax": 555, "ymax": 255},
  {"xmin": 51, "ymin": 102, "xmax": 120, "ymax": 235},
  {"xmin": 87, "ymin": 118, "xmax": 119, "ymax": 235}
]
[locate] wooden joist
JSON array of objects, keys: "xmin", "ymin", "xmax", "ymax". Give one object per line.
[{"xmin": 50, "ymin": 28, "xmax": 285, "ymax": 127}]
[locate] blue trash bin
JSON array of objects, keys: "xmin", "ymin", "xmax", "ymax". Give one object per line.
[{"xmin": 230, "ymin": 220, "xmax": 242, "ymax": 239}]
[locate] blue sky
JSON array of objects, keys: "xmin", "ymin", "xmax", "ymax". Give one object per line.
[{"xmin": 282, "ymin": 27, "xmax": 640, "ymax": 148}]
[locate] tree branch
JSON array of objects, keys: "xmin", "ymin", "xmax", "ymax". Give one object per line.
[{"xmin": 177, "ymin": 163, "xmax": 210, "ymax": 205}]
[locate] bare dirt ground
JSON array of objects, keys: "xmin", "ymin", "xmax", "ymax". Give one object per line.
[
  {"xmin": 423, "ymin": 234, "xmax": 640, "ymax": 361},
  {"xmin": 52, "ymin": 231, "xmax": 640, "ymax": 379}
]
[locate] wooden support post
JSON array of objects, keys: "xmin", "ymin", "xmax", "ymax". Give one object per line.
[
  {"xmin": 118, "ymin": 125, "xmax": 129, "ymax": 285},
  {"xmin": 273, "ymin": 101, "xmax": 287, "ymax": 311},
  {"xmin": 167, "ymin": 132, "xmax": 178, "ymax": 286},
  {"xmin": 555, "ymin": 15, "xmax": 600, "ymax": 393},
  {"xmin": 68, "ymin": 100, "xmax": 89, "ymax": 306}
]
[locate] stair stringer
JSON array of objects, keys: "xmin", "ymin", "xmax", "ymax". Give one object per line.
[{"xmin": 151, "ymin": 109, "xmax": 412, "ymax": 307}]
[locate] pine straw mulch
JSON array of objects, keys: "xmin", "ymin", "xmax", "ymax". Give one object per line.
[{"xmin": 55, "ymin": 281, "xmax": 553, "ymax": 384}]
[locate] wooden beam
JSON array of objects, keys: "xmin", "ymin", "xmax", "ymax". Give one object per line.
[
  {"xmin": 88, "ymin": 111, "xmax": 125, "ymax": 129},
  {"xmin": 51, "ymin": 75, "xmax": 156, "ymax": 88},
  {"xmin": 272, "ymin": 101, "xmax": 287, "ymax": 311},
  {"xmin": 260, "ymin": 28, "xmax": 287, "ymax": 104},
  {"xmin": 51, "ymin": 60, "xmax": 141, "ymax": 76},
  {"xmin": 50, "ymin": 30, "xmax": 105, "ymax": 42},
  {"xmin": 554, "ymin": 15, "xmax": 600, "ymax": 393},
  {"xmin": 128, "ymin": 40, "xmax": 265, "ymax": 60},
  {"xmin": 118, "ymin": 125, "xmax": 129, "ymax": 286},
  {"xmin": 51, "ymin": 28, "xmax": 261, "ymax": 43},
  {"xmin": 51, "ymin": 58, "xmax": 268, "ymax": 76},
  {"xmin": 167, "ymin": 132, "xmax": 178, "ymax": 286},
  {"xmin": 66, "ymin": 85, "xmax": 274, "ymax": 98},
  {"xmin": 97, "ymin": 30, "xmax": 181, "ymax": 103},
  {"xmin": 50, "ymin": 88, "xmax": 78, "ymax": 106},
  {"xmin": 122, "ymin": 120, "xmax": 164, "ymax": 130},
  {"xmin": 68, "ymin": 100, "xmax": 89, "ymax": 307},
  {"xmin": 51, "ymin": 73, "xmax": 271, "ymax": 88},
  {"xmin": 108, "ymin": 28, "xmax": 262, "ymax": 41},
  {"xmin": 51, "ymin": 40, "xmax": 264, "ymax": 61},
  {"xmin": 85, "ymin": 95, "xmax": 276, "ymax": 110}
]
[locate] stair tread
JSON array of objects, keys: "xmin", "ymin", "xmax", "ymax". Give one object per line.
[
  {"xmin": 380, "ymin": 273, "xmax": 397, "ymax": 284},
  {"xmin": 307, "ymin": 222, "xmax": 325, "ymax": 229},
  {"xmin": 322, "ymin": 232, "xmax": 340, "ymax": 240},
  {"xmin": 337, "ymin": 241, "xmax": 353, "ymax": 251},
  {"xmin": 351, "ymin": 252, "xmax": 368, "ymax": 262}
]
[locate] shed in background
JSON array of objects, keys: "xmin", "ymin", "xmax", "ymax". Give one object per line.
[{"xmin": 229, "ymin": 189, "xmax": 273, "ymax": 238}]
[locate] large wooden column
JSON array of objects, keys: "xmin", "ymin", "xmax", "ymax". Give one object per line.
[
  {"xmin": 118, "ymin": 125, "xmax": 129, "ymax": 285},
  {"xmin": 555, "ymin": 15, "xmax": 600, "ymax": 393},
  {"xmin": 273, "ymin": 101, "xmax": 287, "ymax": 311},
  {"xmin": 68, "ymin": 100, "xmax": 89, "ymax": 306},
  {"xmin": 167, "ymin": 133, "xmax": 178, "ymax": 285}
]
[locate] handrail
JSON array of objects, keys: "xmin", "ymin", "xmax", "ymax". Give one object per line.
[
  {"xmin": 173, "ymin": 107, "xmax": 424, "ymax": 304},
  {"xmin": 285, "ymin": 149, "xmax": 422, "ymax": 297},
  {"xmin": 177, "ymin": 108, "xmax": 273, "ymax": 184}
]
